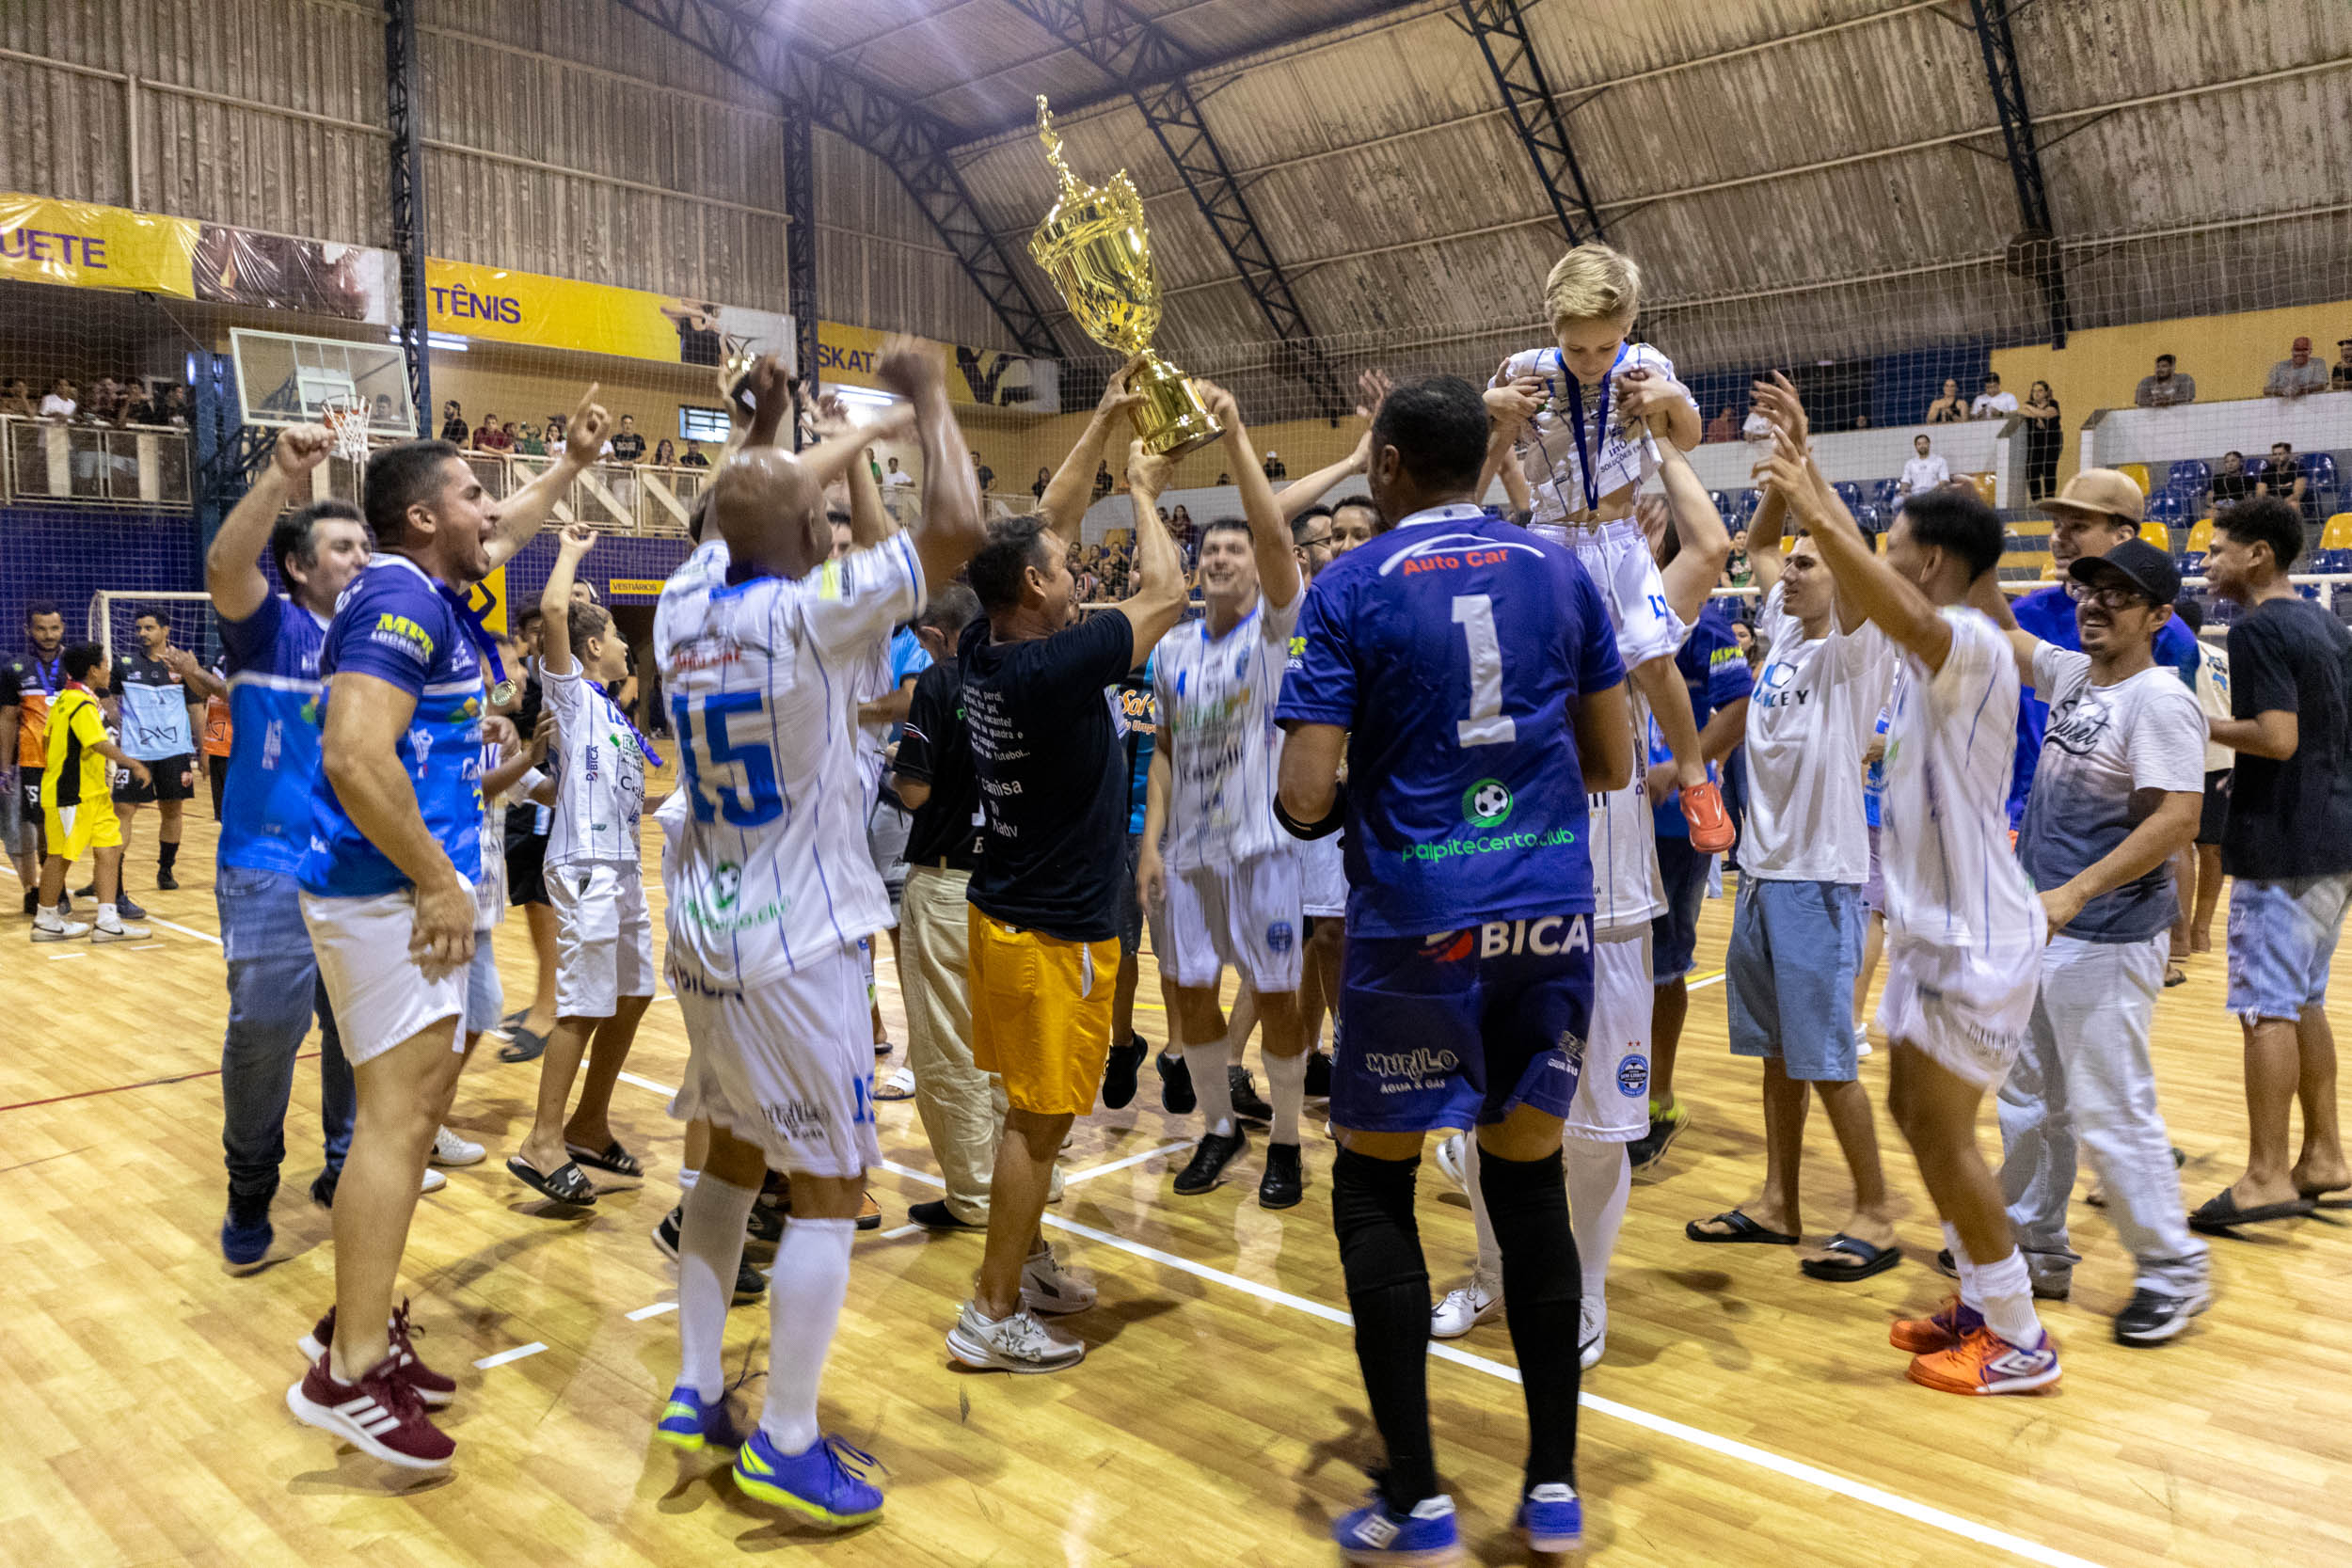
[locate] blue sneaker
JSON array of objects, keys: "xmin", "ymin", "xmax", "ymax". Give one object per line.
[
  {"xmin": 221, "ymin": 1196, "xmax": 272, "ymax": 1268},
  {"xmin": 1516, "ymin": 1483, "xmax": 1582, "ymax": 1554},
  {"xmin": 655, "ymin": 1385, "xmax": 750, "ymax": 1452},
  {"xmin": 1332, "ymin": 1493, "xmax": 1460, "ymax": 1565},
  {"xmin": 732, "ymin": 1431, "xmax": 883, "ymax": 1527}
]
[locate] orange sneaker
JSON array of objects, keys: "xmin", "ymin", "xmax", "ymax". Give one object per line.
[
  {"xmin": 1680, "ymin": 780, "xmax": 1735, "ymax": 853},
  {"xmin": 1888, "ymin": 1296, "xmax": 1980, "ymax": 1354},
  {"xmin": 1906, "ymin": 1326, "xmax": 2061, "ymax": 1396}
]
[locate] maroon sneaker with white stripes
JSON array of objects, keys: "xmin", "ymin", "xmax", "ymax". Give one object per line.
[
  {"xmin": 286, "ymin": 1352, "xmax": 455, "ymax": 1469},
  {"xmin": 296, "ymin": 1299, "xmax": 456, "ymax": 1407}
]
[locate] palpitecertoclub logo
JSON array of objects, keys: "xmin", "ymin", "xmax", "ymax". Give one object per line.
[
  {"xmin": 711, "ymin": 860, "xmax": 741, "ymax": 911},
  {"xmin": 1463, "ymin": 778, "xmax": 1513, "ymax": 828}
]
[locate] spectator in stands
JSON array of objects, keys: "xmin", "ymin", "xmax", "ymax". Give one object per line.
[
  {"xmin": 2019, "ymin": 379, "xmax": 2062, "ymax": 501},
  {"xmin": 1092, "ymin": 458, "xmax": 1114, "ymax": 499},
  {"xmin": 607, "ymin": 413, "xmax": 644, "ymax": 464},
  {"xmin": 1852, "ymin": 414, "xmax": 1871, "ymax": 430},
  {"xmin": 1926, "ymin": 377, "xmax": 1967, "ymax": 423},
  {"xmin": 1705, "ymin": 404, "xmax": 1739, "ymax": 444},
  {"xmin": 1214, "ymin": 471, "xmax": 1231, "ymax": 485},
  {"xmin": 2331, "ymin": 338, "xmax": 2352, "ymax": 391},
  {"xmin": 161, "ymin": 385, "xmax": 189, "ymax": 425},
  {"xmin": 974, "ymin": 451, "xmax": 994, "ymax": 492},
  {"xmin": 474, "ymin": 415, "xmax": 513, "ymax": 451},
  {"xmin": 1169, "ymin": 504, "xmax": 1196, "ymax": 556},
  {"xmin": 1972, "ymin": 372, "xmax": 2019, "ymax": 420},
  {"xmin": 1263, "ymin": 450, "xmax": 1287, "ymax": 480},
  {"xmin": 437, "ymin": 400, "xmax": 467, "ymax": 442},
  {"xmin": 1899, "ymin": 433, "xmax": 1950, "ymax": 499},
  {"xmin": 2211, "ymin": 451, "xmax": 2255, "ymax": 508},
  {"xmin": 40, "ymin": 379, "xmax": 76, "ymax": 420},
  {"xmin": 678, "ymin": 437, "xmax": 709, "ymax": 468},
  {"xmin": 501, "ymin": 420, "xmax": 520, "ymax": 447},
  {"xmin": 2, "ymin": 379, "xmax": 35, "ymax": 418},
  {"xmin": 544, "ymin": 413, "xmax": 566, "ymax": 451},
  {"xmin": 652, "ymin": 437, "xmax": 676, "ymax": 467},
  {"xmin": 2257, "ymin": 442, "xmax": 2315, "ymax": 522},
  {"xmin": 1722, "ymin": 529, "xmax": 1752, "ymax": 589},
  {"xmin": 883, "ymin": 456, "xmax": 916, "ymax": 493},
  {"xmin": 126, "ymin": 383, "xmax": 165, "ymax": 423},
  {"xmin": 1031, "ymin": 465, "xmax": 1052, "ymax": 500},
  {"xmin": 2265, "ymin": 336, "xmax": 2329, "ymax": 399},
  {"xmin": 516, "ymin": 423, "xmax": 547, "ymax": 457},
  {"xmin": 2134, "ymin": 354, "xmax": 2196, "ymax": 407}
]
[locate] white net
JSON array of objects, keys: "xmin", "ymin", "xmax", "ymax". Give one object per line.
[{"xmin": 87, "ymin": 591, "xmax": 219, "ymax": 672}]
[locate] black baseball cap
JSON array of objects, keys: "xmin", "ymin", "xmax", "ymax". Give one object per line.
[{"xmin": 2068, "ymin": 539, "xmax": 2181, "ymax": 605}]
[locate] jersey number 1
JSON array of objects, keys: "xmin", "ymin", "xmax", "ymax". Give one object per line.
[
  {"xmin": 1452, "ymin": 594, "xmax": 1517, "ymax": 747},
  {"xmin": 674, "ymin": 692, "xmax": 781, "ymax": 827}
]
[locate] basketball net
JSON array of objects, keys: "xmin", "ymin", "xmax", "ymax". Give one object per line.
[{"xmin": 321, "ymin": 396, "xmax": 370, "ymax": 463}]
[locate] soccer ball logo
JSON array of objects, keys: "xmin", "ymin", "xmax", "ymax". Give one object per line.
[
  {"xmin": 710, "ymin": 860, "xmax": 742, "ymax": 911},
  {"xmin": 1463, "ymin": 778, "xmax": 1513, "ymax": 829}
]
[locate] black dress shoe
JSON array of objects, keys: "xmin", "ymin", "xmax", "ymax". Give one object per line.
[
  {"xmin": 1229, "ymin": 1066, "xmax": 1274, "ymax": 1124},
  {"xmin": 1102, "ymin": 1034, "xmax": 1149, "ymax": 1110},
  {"xmin": 1259, "ymin": 1142, "xmax": 1304, "ymax": 1210},
  {"xmin": 908, "ymin": 1198, "xmax": 984, "ymax": 1231},
  {"xmin": 1173, "ymin": 1128, "xmax": 1248, "ymax": 1195},
  {"xmin": 1157, "ymin": 1049, "xmax": 1196, "ymax": 1115},
  {"xmin": 155, "ymin": 869, "xmax": 179, "ymax": 891}
]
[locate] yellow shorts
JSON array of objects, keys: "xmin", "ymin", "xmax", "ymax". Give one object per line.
[
  {"xmin": 44, "ymin": 799, "xmax": 122, "ymax": 862},
  {"xmin": 966, "ymin": 909, "xmax": 1119, "ymax": 1117}
]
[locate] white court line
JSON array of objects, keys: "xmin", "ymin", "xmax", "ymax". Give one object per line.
[
  {"xmin": 880, "ymin": 1222, "xmax": 924, "ymax": 1240},
  {"xmin": 1061, "ymin": 1137, "xmax": 1198, "ymax": 1184},
  {"xmin": 473, "ymin": 1341, "xmax": 548, "ymax": 1369},
  {"xmin": 626, "ymin": 1301, "xmax": 678, "ymax": 1321},
  {"xmin": 1689, "ymin": 968, "xmax": 1726, "ymax": 991},
  {"xmin": 46, "ymin": 951, "xmax": 86, "ymax": 960},
  {"xmin": 616, "ymin": 1070, "xmax": 675, "ymax": 1098},
  {"xmin": 148, "ymin": 915, "xmax": 224, "ymax": 947}
]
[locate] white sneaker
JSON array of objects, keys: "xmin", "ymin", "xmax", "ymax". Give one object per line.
[
  {"xmin": 90, "ymin": 920, "xmax": 151, "ymax": 942},
  {"xmin": 32, "ymin": 919, "xmax": 89, "ymax": 942},
  {"xmin": 1579, "ymin": 1296, "xmax": 1607, "ymax": 1370},
  {"xmin": 1434, "ymin": 1132, "xmax": 1470, "ymax": 1195},
  {"xmin": 431, "ymin": 1126, "xmax": 485, "ymax": 1166},
  {"xmin": 1430, "ymin": 1272, "xmax": 1501, "ymax": 1339},
  {"xmin": 1853, "ymin": 1020, "xmax": 1873, "ymax": 1058},
  {"xmin": 946, "ymin": 1301, "xmax": 1085, "ymax": 1372},
  {"xmin": 1020, "ymin": 1242, "xmax": 1096, "ymax": 1315},
  {"xmin": 420, "ymin": 1167, "xmax": 447, "ymax": 1195}
]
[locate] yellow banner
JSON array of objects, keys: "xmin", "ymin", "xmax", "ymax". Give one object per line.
[
  {"xmin": 426, "ymin": 260, "xmax": 794, "ymax": 370},
  {"xmin": 605, "ymin": 578, "xmax": 668, "ymax": 600},
  {"xmin": 466, "ymin": 567, "xmax": 512, "ymax": 637},
  {"xmin": 817, "ymin": 320, "xmax": 1061, "ymax": 413},
  {"xmin": 0, "ymin": 193, "xmax": 197, "ymax": 295}
]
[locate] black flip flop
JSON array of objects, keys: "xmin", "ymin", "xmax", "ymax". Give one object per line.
[
  {"xmin": 2164, "ymin": 966, "xmax": 2188, "ymax": 988},
  {"xmin": 2298, "ymin": 1185, "xmax": 2352, "ymax": 1212},
  {"xmin": 498, "ymin": 1025, "xmax": 547, "ymax": 1063},
  {"xmin": 2188, "ymin": 1188, "xmax": 2314, "ymax": 1234},
  {"xmin": 1685, "ymin": 1211, "xmax": 1800, "ymax": 1245},
  {"xmin": 506, "ymin": 1155, "xmax": 597, "ymax": 1206},
  {"xmin": 564, "ymin": 1140, "xmax": 644, "ymax": 1178},
  {"xmin": 1800, "ymin": 1233, "xmax": 1902, "ymax": 1281}
]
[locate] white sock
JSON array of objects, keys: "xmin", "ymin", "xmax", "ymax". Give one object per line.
[
  {"xmin": 676, "ymin": 1173, "xmax": 756, "ymax": 1401},
  {"xmin": 1264, "ymin": 1048, "xmax": 1308, "ymax": 1147},
  {"xmin": 1466, "ymin": 1136, "xmax": 1501, "ymax": 1281},
  {"xmin": 676, "ymin": 1166, "xmax": 700, "ymax": 1195},
  {"xmin": 758, "ymin": 1216, "xmax": 855, "ymax": 1455},
  {"xmin": 1187, "ymin": 1036, "xmax": 1234, "ymax": 1136},
  {"xmin": 1941, "ymin": 1222, "xmax": 1982, "ymax": 1311},
  {"xmin": 1565, "ymin": 1137, "xmax": 1630, "ymax": 1302},
  {"xmin": 99, "ymin": 901, "xmax": 119, "ymax": 927},
  {"xmin": 34, "ymin": 907, "xmax": 63, "ymax": 931},
  {"xmin": 1973, "ymin": 1247, "xmax": 2044, "ymax": 1347}
]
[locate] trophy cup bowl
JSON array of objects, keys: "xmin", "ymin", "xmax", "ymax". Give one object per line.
[{"xmin": 1029, "ymin": 96, "xmax": 1222, "ymax": 459}]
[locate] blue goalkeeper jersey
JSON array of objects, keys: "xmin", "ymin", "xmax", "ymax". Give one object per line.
[{"xmin": 1274, "ymin": 502, "xmax": 1626, "ymax": 939}]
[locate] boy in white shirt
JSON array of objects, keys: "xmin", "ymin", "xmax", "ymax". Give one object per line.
[
  {"xmin": 1756, "ymin": 419, "xmax": 2060, "ymax": 1397},
  {"xmin": 508, "ymin": 524, "xmax": 656, "ymax": 1205}
]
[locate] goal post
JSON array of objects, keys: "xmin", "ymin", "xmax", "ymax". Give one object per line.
[{"xmin": 87, "ymin": 591, "xmax": 220, "ymax": 671}]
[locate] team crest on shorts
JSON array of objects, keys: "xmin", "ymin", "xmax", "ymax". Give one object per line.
[
  {"xmin": 1617, "ymin": 1053, "xmax": 1649, "ymax": 1097},
  {"xmin": 1266, "ymin": 920, "xmax": 1295, "ymax": 954}
]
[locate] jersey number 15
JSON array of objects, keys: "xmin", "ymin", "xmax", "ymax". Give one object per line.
[{"xmin": 675, "ymin": 691, "xmax": 781, "ymax": 827}]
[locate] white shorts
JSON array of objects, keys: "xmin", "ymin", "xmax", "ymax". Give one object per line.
[
  {"xmin": 301, "ymin": 887, "xmax": 469, "ymax": 1068},
  {"xmin": 1568, "ymin": 928, "xmax": 1654, "ymax": 1142},
  {"xmin": 549, "ymin": 861, "xmax": 656, "ymax": 1019},
  {"xmin": 670, "ymin": 942, "xmax": 881, "ymax": 1180},
  {"xmin": 1875, "ymin": 937, "xmax": 2040, "ymax": 1092},
  {"xmin": 1534, "ymin": 517, "xmax": 1690, "ymax": 669},
  {"xmin": 1162, "ymin": 849, "xmax": 1304, "ymax": 993},
  {"xmin": 1300, "ymin": 832, "xmax": 1347, "ymax": 919},
  {"xmin": 465, "ymin": 928, "xmax": 503, "ymax": 1036}
]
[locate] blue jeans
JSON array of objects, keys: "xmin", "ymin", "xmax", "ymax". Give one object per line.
[{"xmin": 218, "ymin": 864, "xmax": 355, "ymax": 1202}]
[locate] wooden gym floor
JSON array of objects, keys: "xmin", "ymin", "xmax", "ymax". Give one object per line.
[{"xmin": 4, "ymin": 800, "xmax": 2350, "ymax": 1568}]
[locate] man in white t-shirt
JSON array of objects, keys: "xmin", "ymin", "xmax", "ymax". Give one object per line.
[
  {"xmin": 1756, "ymin": 379, "xmax": 2058, "ymax": 1398},
  {"xmin": 1136, "ymin": 390, "xmax": 1311, "ymax": 1209},
  {"xmin": 882, "ymin": 456, "xmax": 916, "ymax": 490},
  {"xmin": 509, "ymin": 524, "xmax": 656, "ymax": 1207},
  {"xmin": 1970, "ymin": 374, "xmax": 2019, "ymax": 420},
  {"xmin": 1683, "ymin": 434, "xmax": 1901, "ymax": 1283},
  {"xmin": 1992, "ymin": 540, "xmax": 2210, "ymax": 1346},
  {"xmin": 1899, "ymin": 434, "xmax": 1949, "ymax": 498}
]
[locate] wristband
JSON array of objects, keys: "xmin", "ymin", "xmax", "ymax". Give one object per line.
[{"xmin": 1274, "ymin": 779, "xmax": 1346, "ymax": 841}]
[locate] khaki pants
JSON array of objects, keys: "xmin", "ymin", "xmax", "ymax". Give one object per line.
[{"xmin": 906, "ymin": 863, "xmax": 1062, "ymax": 1224}]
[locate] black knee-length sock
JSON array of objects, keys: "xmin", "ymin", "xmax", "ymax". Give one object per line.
[
  {"xmin": 1478, "ymin": 1145, "xmax": 1581, "ymax": 1493},
  {"xmin": 1331, "ymin": 1145, "xmax": 1437, "ymax": 1512}
]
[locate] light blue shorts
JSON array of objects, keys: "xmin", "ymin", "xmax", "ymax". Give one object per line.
[
  {"xmin": 2227, "ymin": 873, "xmax": 2352, "ymax": 1022},
  {"xmin": 1726, "ymin": 876, "xmax": 1867, "ymax": 1081}
]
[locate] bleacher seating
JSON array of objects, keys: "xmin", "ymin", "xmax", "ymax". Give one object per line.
[
  {"xmin": 2316, "ymin": 515, "xmax": 2352, "ymax": 573},
  {"xmin": 2138, "ymin": 519, "xmax": 2171, "ymax": 555},
  {"xmin": 2145, "ymin": 490, "xmax": 2186, "ymax": 529},
  {"xmin": 2304, "ymin": 452, "xmax": 2339, "ymax": 512},
  {"xmin": 2183, "ymin": 517, "xmax": 2214, "ymax": 572},
  {"xmin": 1833, "ymin": 481, "xmax": 1864, "ymax": 513},
  {"xmin": 2115, "ymin": 462, "xmax": 2152, "ymax": 496},
  {"xmin": 2165, "ymin": 458, "xmax": 2210, "ymax": 499}
]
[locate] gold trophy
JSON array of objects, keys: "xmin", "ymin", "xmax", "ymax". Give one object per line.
[{"xmin": 1029, "ymin": 96, "xmax": 1222, "ymax": 458}]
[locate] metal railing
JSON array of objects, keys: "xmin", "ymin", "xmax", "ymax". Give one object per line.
[{"xmin": 2, "ymin": 414, "xmax": 193, "ymax": 508}]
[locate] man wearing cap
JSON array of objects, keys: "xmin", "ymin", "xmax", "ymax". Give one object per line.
[
  {"xmin": 2265, "ymin": 337, "xmax": 2328, "ymax": 400},
  {"xmin": 2132, "ymin": 355, "xmax": 2196, "ymax": 408},
  {"xmin": 2004, "ymin": 468, "xmax": 2200, "ymax": 827},
  {"xmin": 1987, "ymin": 540, "xmax": 2211, "ymax": 1344}
]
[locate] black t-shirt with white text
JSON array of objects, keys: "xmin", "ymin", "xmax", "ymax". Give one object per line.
[
  {"xmin": 2223, "ymin": 595, "xmax": 2352, "ymax": 879},
  {"xmin": 898, "ymin": 659, "xmax": 986, "ymax": 871},
  {"xmin": 610, "ymin": 432, "xmax": 646, "ymax": 463},
  {"xmin": 961, "ymin": 610, "xmax": 1135, "ymax": 942}
]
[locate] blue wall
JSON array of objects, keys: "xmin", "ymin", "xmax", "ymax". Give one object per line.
[
  {"xmin": 0, "ymin": 505, "xmax": 204, "ymax": 634},
  {"xmin": 1678, "ymin": 341, "xmax": 1995, "ymax": 431}
]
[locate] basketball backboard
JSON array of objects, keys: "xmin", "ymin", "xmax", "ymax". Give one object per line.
[{"xmin": 230, "ymin": 328, "xmax": 416, "ymax": 435}]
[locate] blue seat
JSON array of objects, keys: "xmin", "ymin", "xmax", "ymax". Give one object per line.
[
  {"xmin": 1872, "ymin": 478, "xmax": 1902, "ymax": 510},
  {"xmin": 1854, "ymin": 502, "xmax": 1886, "ymax": 534},
  {"xmin": 1833, "ymin": 481, "xmax": 1864, "ymax": 512},
  {"xmin": 2305, "ymin": 453, "xmax": 2339, "ymax": 508},
  {"xmin": 1728, "ymin": 488, "xmax": 1761, "ymax": 521},
  {"xmin": 2166, "ymin": 458, "xmax": 2210, "ymax": 496},
  {"xmin": 2144, "ymin": 490, "xmax": 2186, "ymax": 527},
  {"xmin": 1709, "ymin": 490, "xmax": 1732, "ymax": 515}
]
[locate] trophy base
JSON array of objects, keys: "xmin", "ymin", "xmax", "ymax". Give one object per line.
[{"xmin": 1129, "ymin": 352, "xmax": 1223, "ymax": 460}]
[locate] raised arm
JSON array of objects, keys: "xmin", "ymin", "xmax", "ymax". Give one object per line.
[
  {"xmin": 1760, "ymin": 428, "xmax": 1954, "ymax": 673},
  {"xmin": 206, "ymin": 424, "xmax": 334, "ymax": 623},
  {"xmin": 810, "ymin": 392, "xmax": 908, "ymax": 549},
  {"xmin": 1651, "ymin": 442, "xmax": 1732, "ymax": 627},
  {"xmin": 537, "ymin": 524, "xmax": 596, "ymax": 678},
  {"xmin": 1279, "ymin": 371, "xmax": 1390, "ymax": 525},
  {"xmin": 1039, "ymin": 355, "xmax": 1145, "ymax": 544},
  {"xmin": 1113, "ymin": 434, "xmax": 1189, "ymax": 668},
  {"xmin": 1480, "ymin": 367, "xmax": 1542, "ymax": 514},
  {"xmin": 1195, "ymin": 380, "xmax": 1300, "ymax": 610},
  {"xmin": 877, "ymin": 337, "xmax": 991, "ymax": 591},
  {"xmin": 485, "ymin": 385, "xmax": 611, "ymax": 571}
]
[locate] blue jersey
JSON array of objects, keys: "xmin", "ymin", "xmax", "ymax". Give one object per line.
[
  {"xmin": 1649, "ymin": 602, "xmax": 1754, "ymax": 839},
  {"xmin": 217, "ymin": 593, "xmax": 330, "ymax": 874},
  {"xmin": 298, "ymin": 555, "xmax": 485, "ymax": 898},
  {"xmin": 2007, "ymin": 583, "xmax": 2198, "ymax": 825},
  {"xmin": 1274, "ymin": 502, "xmax": 1626, "ymax": 939}
]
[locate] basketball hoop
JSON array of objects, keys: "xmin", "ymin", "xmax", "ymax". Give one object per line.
[{"xmin": 321, "ymin": 397, "xmax": 370, "ymax": 463}]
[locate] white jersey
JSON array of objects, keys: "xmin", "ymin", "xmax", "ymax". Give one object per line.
[
  {"xmin": 1504, "ymin": 341, "xmax": 1697, "ymax": 526},
  {"xmin": 2192, "ymin": 637, "xmax": 2233, "ymax": 772},
  {"xmin": 1742, "ymin": 582, "xmax": 1897, "ymax": 884},
  {"xmin": 1587, "ymin": 695, "xmax": 1663, "ymax": 931},
  {"xmin": 541, "ymin": 665, "xmax": 648, "ymax": 871},
  {"xmin": 1152, "ymin": 587, "xmax": 1303, "ymax": 874},
  {"xmin": 655, "ymin": 531, "xmax": 924, "ymax": 989},
  {"xmin": 1881, "ymin": 608, "xmax": 2042, "ymax": 956}
]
